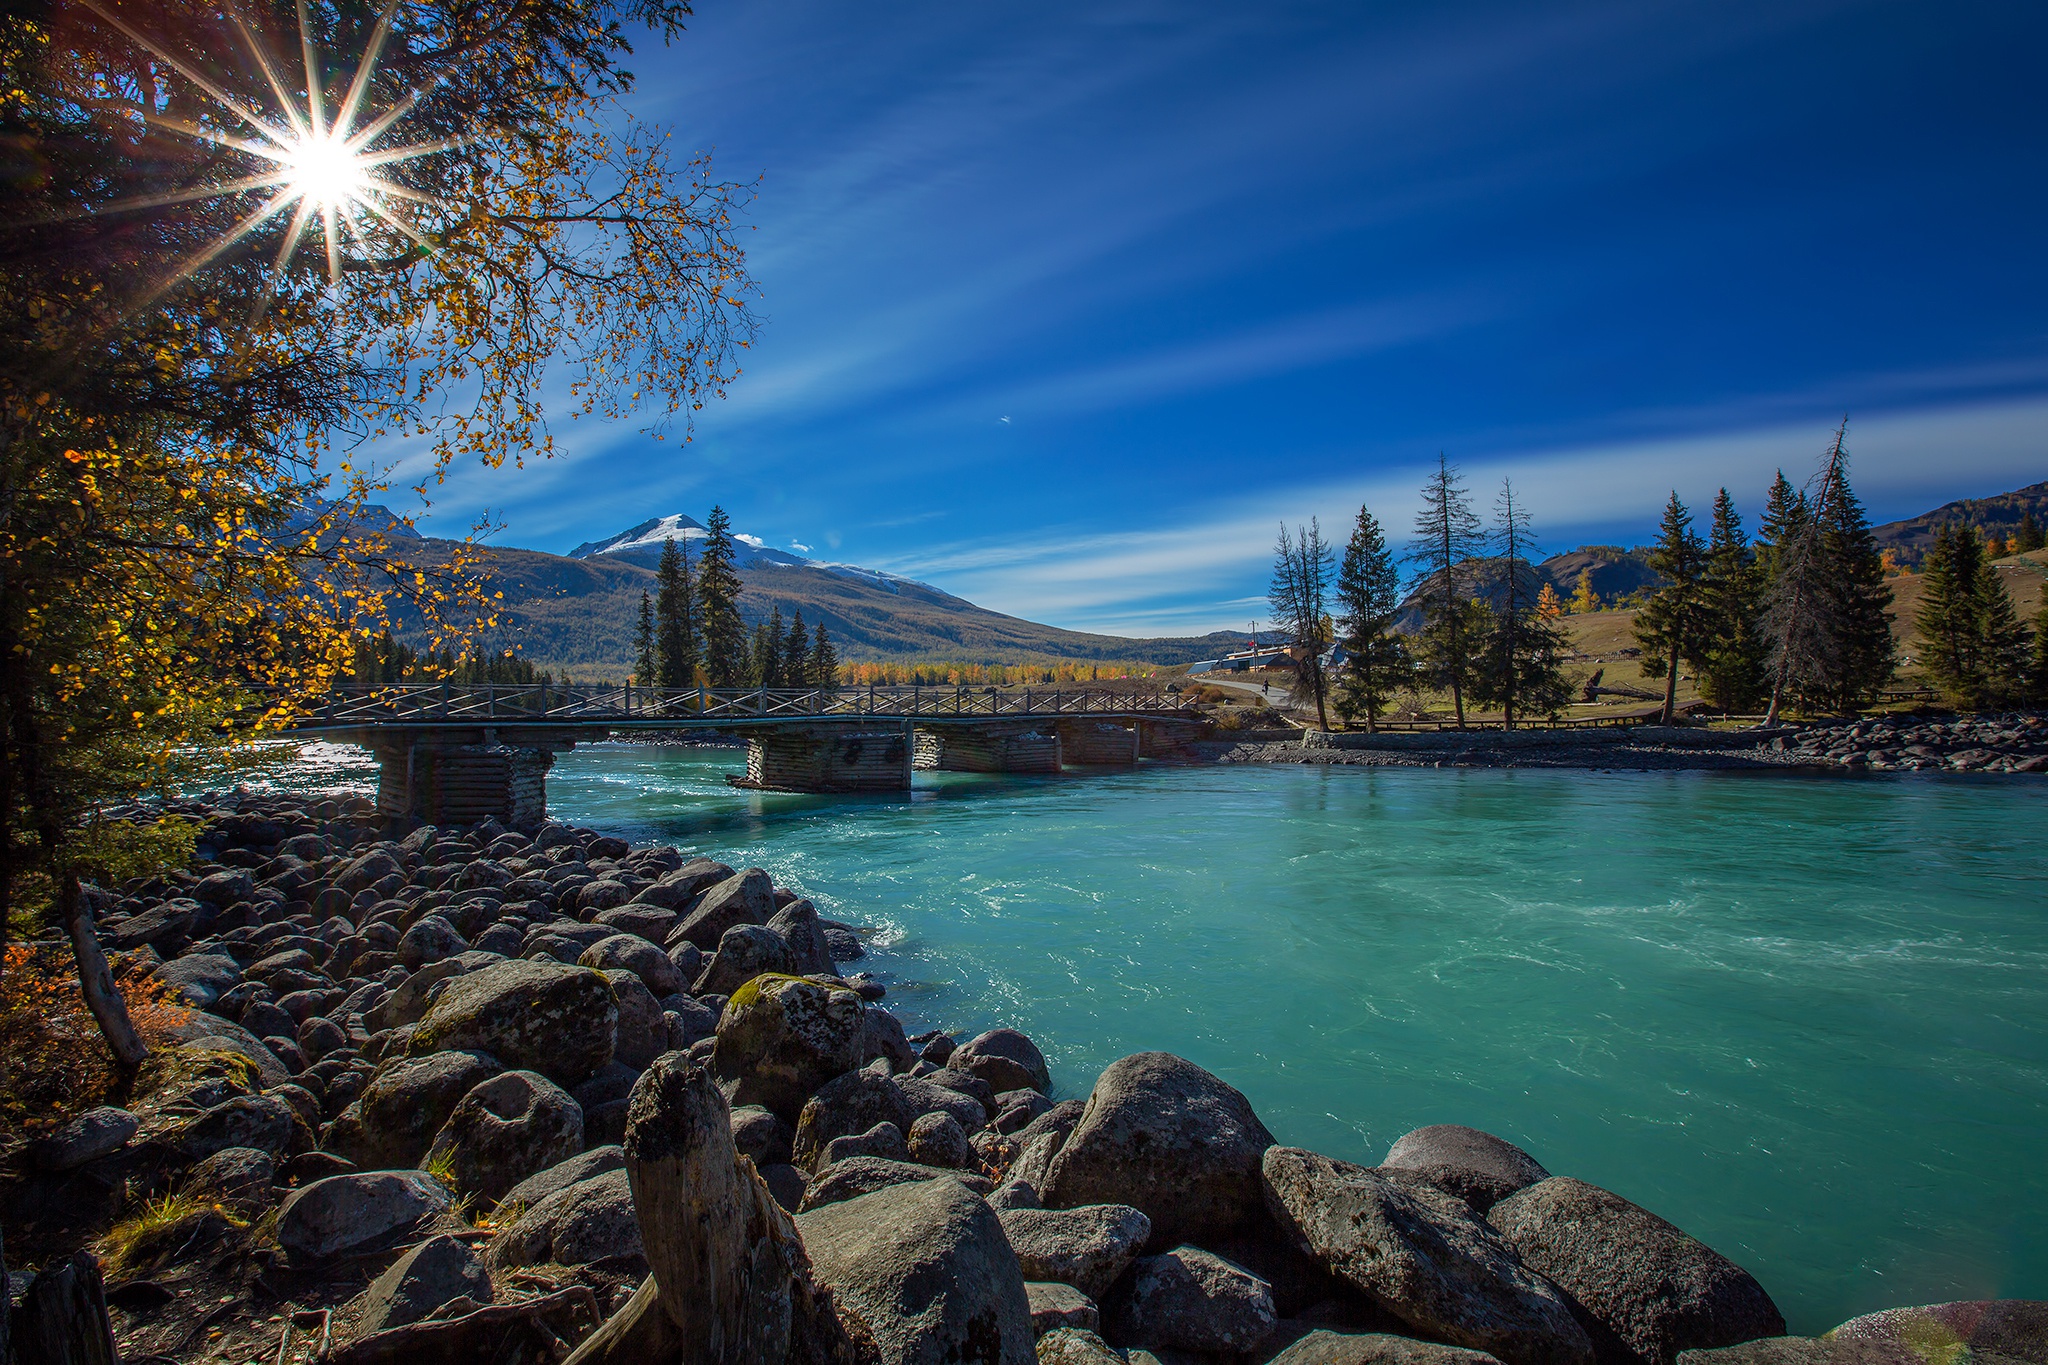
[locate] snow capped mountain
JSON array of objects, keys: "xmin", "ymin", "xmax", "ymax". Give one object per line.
[{"xmin": 565, "ymin": 512, "xmax": 940, "ymax": 596}]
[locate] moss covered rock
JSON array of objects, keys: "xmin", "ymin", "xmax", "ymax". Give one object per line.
[
  {"xmin": 408, "ymin": 958, "xmax": 617, "ymax": 1086},
  {"xmin": 712, "ymin": 973, "xmax": 866, "ymax": 1120}
]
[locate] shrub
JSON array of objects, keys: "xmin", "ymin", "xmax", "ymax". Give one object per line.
[{"xmin": 0, "ymin": 943, "xmax": 192, "ymax": 1140}]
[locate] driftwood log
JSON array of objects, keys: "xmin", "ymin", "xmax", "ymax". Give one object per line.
[
  {"xmin": 12, "ymin": 1252, "xmax": 119, "ymax": 1365},
  {"xmin": 621, "ymin": 1053, "xmax": 864, "ymax": 1365},
  {"xmin": 315, "ymin": 1286, "xmax": 601, "ymax": 1365},
  {"xmin": 560, "ymin": 1276, "xmax": 684, "ymax": 1365}
]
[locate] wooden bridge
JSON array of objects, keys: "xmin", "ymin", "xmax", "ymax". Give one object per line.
[{"xmin": 289, "ymin": 683, "xmax": 1206, "ymax": 825}]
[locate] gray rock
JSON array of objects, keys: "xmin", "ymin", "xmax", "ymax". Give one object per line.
[
  {"xmin": 1029, "ymin": 1281, "xmax": 1100, "ymax": 1336},
  {"xmin": 276, "ymin": 1171, "xmax": 451, "ymax": 1258},
  {"xmin": 731, "ymin": 1105, "xmax": 796, "ymax": 1168},
  {"xmin": 693, "ymin": 922, "xmax": 796, "ymax": 997},
  {"xmin": 397, "ymin": 916, "xmax": 468, "ymax": 971},
  {"xmin": 1044, "ymin": 1052, "xmax": 1274, "ymax": 1251},
  {"xmin": 897, "ymin": 1071, "xmax": 994, "ymax": 1131},
  {"xmin": 766, "ymin": 899, "xmax": 838, "ymax": 977},
  {"xmin": 797, "ymin": 1174, "xmax": 1036, "ymax": 1365},
  {"xmin": 590, "ymin": 905, "xmax": 678, "ymax": 944},
  {"xmin": 801, "ymin": 1156, "xmax": 994, "ymax": 1212},
  {"xmin": 30, "ymin": 1107, "xmax": 138, "ymax": 1171},
  {"xmin": 794, "ymin": 1067, "xmax": 918, "ymax": 1172},
  {"xmin": 760, "ymin": 1162, "xmax": 809, "ymax": 1214},
  {"xmin": 159, "ymin": 1024, "xmax": 291, "ymax": 1088},
  {"xmin": 297, "ymin": 1015, "xmax": 347, "ymax": 1060},
  {"xmin": 487, "ymin": 1167, "xmax": 644, "ymax": 1269},
  {"xmin": 822, "ymin": 1121, "xmax": 909, "ymax": 1166},
  {"xmin": 365, "ymin": 958, "xmax": 473, "ymax": 1032},
  {"xmin": 1105, "ymin": 1245, "xmax": 1276, "ymax": 1355},
  {"xmin": 241, "ymin": 1000, "xmax": 297, "ymax": 1040},
  {"xmin": 1672, "ymin": 1343, "xmax": 1899, "ymax": 1365},
  {"xmin": 712, "ymin": 973, "xmax": 868, "ymax": 1120},
  {"xmin": 1827, "ymin": 1300, "xmax": 2048, "ymax": 1364},
  {"xmin": 421, "ymin": 1069, "xmax": 584, "ymax": 1208},
  {"xmin": 1488, "ymin": 1177, "xmax": 1788, "ymax": 1365},
  {"xmin": 495, "ymin": 1145, "xmax": 625, "ymax": 1215},
  {"xmin": 153, "ymin": 953, "xmax": 242, "ymax": 1008},
  {"xmin": 163, "ymin": 1093, "xmax": 301, "ymax": 1160},
  {"xmin": 908, "ymin": 1111, "xmax": 976, "ymax": 1169},
  {"xmin": 665, "ymin": 995, "xmax": 719, "ymax": 1050},
  {"xmin": 353, "ymin": 1233, "xmax": 492, "ymax": 1337},
  {"xmin": 999, "ymin": 1204, "xmax": 1151, "ymax": 1300},
  {"xmin": 571, "ymin": 1061, "xmax": 642, "ymax": 1112},
  {"xmin": 604, "ymin": 968, "xmax": 668, "ymax": 1070},
  {"xmin": 325, "ymin": 1049, "xmax": 504, "ymax": 1169},
  {"xmin": 182, "ymin": 1146, "xmax": 277, "ymax": 1209},
  {"xmin": 666, "ymin": 940, "xmax": 705, "ymax": 989},
  {"xmin": 1261, "ymin": 1147, "xmax": 1593, "ymax": 1365},
  {"xmin": 673, "ymin": 868, "xmax": 778, "ymax": 949},
  {"xmin": 195, "ymin": 869, "xmax": 256, "ymax": 905},
  {"xmin": 1382, "ymin": 1125, "xmax": 1549, "ymax": 1214},
  {"xmin": 408, "ymin": 957, "xmax": 618, "ymax": 1086},
  {"xmin": 1271, "ymin": 1331, "xmax": 1508, "ymax": 1365},
  {"xmin": 859, "ymin": 1006, "xmax": 919, "ymax": 1071},
  {"xmin": 993, "ymin": 1090, "xmax": 1055, "ymax": 1134},
  {"xmin": 821, "ymin": 923, "xmax": 865, "ymax": 963},
  {"xmin": 580, "ymin": 933, "xmax": 683, "ymax": 996},
  {"xmin": 949, "ymin": 1028, "xmax": 1052, "ymax": 1096}
]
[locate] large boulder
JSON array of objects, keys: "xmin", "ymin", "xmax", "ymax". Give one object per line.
[
  {"xmin": 1103, "ymin": 1244, "xmax": 1277, "ymax": 1356},
  {"xmin": 162, "ymin": 1094, "xmax": 303, "ymax": 1160},
  {"xmin": 1488, "ymin": 1177, "xmax": 1786, "ymax": 1365},
  {"xmin": 1272, "ymin": 1332, "xmax": 1508, "ymax": 1365},
  {"xmin": 693, "ymin": 923, "xmax": 796, "ymax": 997},
  {"xmin": 496, "ymin": 1145, "xmax": 625, "ymax": 1215},
  {"xmin": 635, "ymin": 857, "xmax": 734, "ymax": 910},
  {"xmin": 580, "ymin": 933, "xmax": 683, "ymax": 997},
  {"xmin": 1261, "ymin": 1147, "xmax": 1593, "ymax": 1365},
  {"xmin": 799, "ymin": 1156, "xmax": 969, "ymax": 1212},
  {"xmin": 673, "ymin": 868, "xmax": 777, "ymax": 949},
  {"xmin": 1036, "ymin": 1329, "xmax": 1125, "ymax": 1364},
  {"xmin": 604, "ymin": 968, "xmax": 669, "ymax": 1070},
  {"xmin": 1827, "ymin": 1300, "xmax": 2048, "ymax": 1364},
  {"xmin": 397, "ymin": 916, "xmax": 468, "ymax": 971},
  {"xmin": 797, "ymin": 1175, "xmax": 1036, "ymax": 1365},
  {"xmin": 1382, "ymin": 1125, "xmax": 1549, "ymax": 1214},
  {"xmin": 408, "ymin": 958, "xmax": 617, "ymax": 1086},
  {"xmin": 352, "ymin": 1233, "xmax": 492, "ymax": 1337},
  {"xmin": 487, "ymin": 1167, "xmax": 644, "ymax": 1269},
  {"xmin": 766, "ymin": 899, "xmax": 837, "ymax": 977},
  {"xmin": 948, "ymin": 1029, "xmax": 1051, "ymax": 1096},
  {"xmin": 792, "ymin": 1067, "xmax": 918, "ymax": 1172},
  {"xmin": 325, "ymin": 1050, "xmax": 504, "ymax": 1170},
  {"xmin": 276, "ymin": 1171, "xmax": 450, "ymax": 1259},
  {"xmin": 711, "ymin": 973, "xmax": 867, "ymax": 1120},
  {"xmin": 30, "ymin": 1107, "xmax": 138, "ymax": 1172},
  {"xmin": 997, "ymin": 1204, "xmax": 1151, "ymax": 1300},
  {"xmin": 421, "ymin": 1070, "xmax": 584, "ymax": 1209},
  {"xmin": 1042, "ymin": 1052, "xmax": 1274, "ymax": 1250},
  {"xmin": 182, "ymin": 1146, "xmax": 277, "ymax": 1210},
  {"xmin": 153, "ymin": 953, "xmax": 242, "ymax": 1009}
]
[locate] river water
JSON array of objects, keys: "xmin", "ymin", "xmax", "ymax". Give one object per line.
[{"xmin": 270, "ymin": 741, "xmax": 2047, "ymax": 1333}]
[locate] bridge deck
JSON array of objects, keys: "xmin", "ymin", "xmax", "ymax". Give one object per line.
[{"xmin": 285, "ymin": 683, "xmax": 1198, "ymax": 734}]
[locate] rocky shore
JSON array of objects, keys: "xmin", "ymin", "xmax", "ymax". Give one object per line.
[
  {"xmin": 1196, "ymin": 712, "xmax": 2048, "ymax": 774},
  {"xmin": 4, "ymin": 789, "xmax": 2042, "ymax": 1365}
]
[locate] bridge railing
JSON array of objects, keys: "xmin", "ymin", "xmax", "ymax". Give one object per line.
[{"xmin": 289, "ymin": 682, "xmax": 1199, "ymax": 726}]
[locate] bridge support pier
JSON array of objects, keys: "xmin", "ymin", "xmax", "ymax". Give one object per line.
[
  {"xmin": 1137, "ymin": 718, "xmax": 1208, "ymax": 758},
  {"xmin": 913, "ymin": 723, "xmax": 1063, "ymax": 774},
  {"xmin": 1057, "ymin": 720, "xmax": 1140, "ymax": 765},
  {"xmin": 730, "ymin": 724, "xmax": 912, "ymax": 793},
  {"xmin": 370, "ymin": 739, "xmax": 569, "ymax": 828}
]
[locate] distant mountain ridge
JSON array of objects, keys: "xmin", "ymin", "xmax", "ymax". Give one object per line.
[{"xmin": 1868, "ymin": 480, "xmax": 2047, "ymax": 564}]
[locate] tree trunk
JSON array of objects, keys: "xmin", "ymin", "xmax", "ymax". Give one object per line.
[
  {"xmin": 58, "ymin": 861, "xmax": 147, "ymax": 1071},
  {"xmin": 1661, "ymin": 644, "xmax": 1680, "ymax": 726},
  {"xmin": 623, "ymin": 1054, "xmax": 857, "ymax": 1365},
  {"xmin": 562, "ymin": 1277, "xmax": 684, "ymax": 1365},
  {"xmin": 13, "ymin": 1251, "xmax": 119, "ymax": 1365}
]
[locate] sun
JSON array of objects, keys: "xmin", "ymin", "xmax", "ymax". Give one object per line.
[{"xmin": 282, "ymin": 133, "xmax": 370, "ymax": 212}]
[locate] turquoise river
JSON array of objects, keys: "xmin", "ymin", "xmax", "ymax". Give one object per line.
[{"xmin": 276, "ymin": 742, "xmax": 2047, "ymax": 1334}]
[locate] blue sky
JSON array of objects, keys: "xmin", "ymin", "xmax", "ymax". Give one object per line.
[{"xmin": 409, "ymin": 0, "xmax": 2048, "ymax": 636}]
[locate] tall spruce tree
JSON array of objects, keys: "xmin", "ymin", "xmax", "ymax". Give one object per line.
[
  {"xmin": 1696, "ymin": 489, "xmax": 1768, "ymax": 712},
  {"xmin": 696, "ymin": 506, "xmax": 747, "ymax": 686},
  {"xmin": 1269, "ymin": 520, "xmax": 1335, "ymax": 731},
  {"xmin": 633, "ymin": 591, "xmax": 657, "ymax": 688},
  {"xmin": 2018, "ymin": 511, "xmax": 2045, "ymax": 555},
  {"xmin": 653, "ymin": 535, "xmax": 697, "ymax": 689},
  {"xmin": 785, "ymin": 610, "xmax": 811, "ymax": 687},
  {"xmin": 1408, "ymin": 454, "xmax": 1487, "ymax": 727},
  {"xmin": 2028, "ymin": 601, "xmax": 2048, "ymax": 705},
  {"xmin": 1916, "ymin": 523, "xmax": 2029, "ymax": 707},
  {"xmin": 810, "ymin": 622, "xmax": 840, "ymax": 690},
  {"xmin": 1472, "ymin": 480, "xmax": 1572, "ymax": 727},
  {"xmin": 1634, "ymin": 492, "xmax": 1711, "ymax": 724},
  {"xmin": 1333, "ymin": 504, "xmax": 1407, "ymax": 732},
  {"xmin": 756, "ymin": 607, "xmax": 785, "ymax": 687},
  {"xmin": 1811, "ymin": 433, "xmax": 1895, "ymax": 712},
  {"xmin": 1760, "ymin": 466, "xmax": 1825, "ymax": 724}
]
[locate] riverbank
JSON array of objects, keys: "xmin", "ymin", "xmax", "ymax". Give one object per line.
[
  {"xmin": 4, "ymin": 783, "xmax": 2042, "ymax": 1363},
  {"xmin": 1195, "ymin": 711, "xmax": 2048, "ymax": 774}
]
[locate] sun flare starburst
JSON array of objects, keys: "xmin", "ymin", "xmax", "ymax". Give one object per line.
[{"xmin": 76, "ymin": 0, "xmax": 460, "ymax": 310}]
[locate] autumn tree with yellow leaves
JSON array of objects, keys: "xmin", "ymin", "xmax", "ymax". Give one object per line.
[{"xmin": 1, "ymin": 0, "xmax": 757, "ymax": 1063}]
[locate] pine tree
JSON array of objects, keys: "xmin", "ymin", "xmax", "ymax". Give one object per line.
[
  {"xmin": 1332, "ymin": 504, "xmax": 1407, "ymax": 732},
  {"xmin": 1568, "ymin": 569, "xmax": 1600, "ymax": 615},
  {"xmin": 1810, "ymin": 435, "xmax": 1895, "ymax": 712},
  {"xmin": 696, "ymin": 506, "xmax": 747, "ymax": 686},
  {"xmin": 754, "ymin": 610, "xmax": 783, "ymax": 687},
  {"xmin": 2017, "ymin": 511, "xmax": 2045, "ymax": 555},
  {"xmin": 1269, "ymin": 520, "xmax": 1335, "ymax": 730},
  {"xmin": 1760, "ymin": 465, "xmax": 1825, "ymax": 724},
  {"xmin": 785, "ymin": 610, "xmax": 811, "ymax": 688},
  {"xmin": 1471, "ymin": 480, "xmax": 1573, "ymax": 727},
  {"xmin": 1407, "ymin": 454, "xmax": 1487, "ymax": 727},
  {"xmin": 2027, "ymin": 601, "xmax": 2048, "ymax": 705},
  {"xmin": 632, "ymin": 590, "xmax": 657, "ymax": 688},
  {"xmin": 1918, "ymin": 523, "xmax": 2029, "ymax": 708},
  {"xmin": 1696, "ymin": 489, "xmax": 1768, "ymax": 712},
  {"xmin": 1634, "ymin": 492, "xmax": 1710, "ymax": 724},
  {"xmin": 653, "ymin": 536, "xmax": 697, "ymax": 689},
  {"xmin": 810, "ymin": 622, "xmax": 840, "ymax": 690}
]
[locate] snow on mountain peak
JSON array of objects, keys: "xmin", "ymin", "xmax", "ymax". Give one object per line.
[{"xmin": 565, "ymin": 511, "xmax": 950, "ymax": 598}]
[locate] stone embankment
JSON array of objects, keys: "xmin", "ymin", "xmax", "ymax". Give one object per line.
[
  {"xmin": 1197, "ymin": 713, "xmax": 2048, "ymax": 774},
  {"xmin": 4, "ymin": 790, "xmax": 2043, "ymax": 1364}
]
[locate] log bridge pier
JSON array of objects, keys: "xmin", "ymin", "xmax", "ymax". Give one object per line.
[{"xmin": 290, "ymin": 683, "xmax": 1204, "ymax": 826}]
